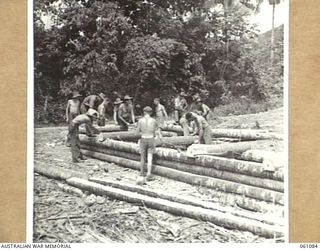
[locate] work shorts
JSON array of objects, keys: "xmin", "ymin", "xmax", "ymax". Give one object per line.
[{"xmin": 139, "ymin": 138, "xmax": 156, "ymax": 156}]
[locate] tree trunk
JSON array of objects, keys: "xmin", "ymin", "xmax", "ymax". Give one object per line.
[
  {"xmin": 79, "ymin": 124, "xmax": 124, "ymax": 134},
  {"xmin": 240, "ymin": 149, "xmax": 285, "ymax": 168},
  {"xmin": 81, "ymin": 144, "xmax": 284, "ymax": 192},
  {"xmin": 161, "ymin": 126, "xmax": 283, "ymax": 140},
  {"xmin": 34, "ymin": 160, "xmax": 88, "ymax": 180},
  {"xmin": 271, "ymin": 3, "xmax": 275, "ymax": 64},
  {"xmin": 67, "ymin": 177, "xmax": 284, "ymax": 238},
  {"xmin": 186, "ymin": 142, "xmax": 254, "ymax": 156},
  {"xmin": 89, "ymin": 177, "xmax": 283, "ymax": 226},
  {"xmin": 96, "ymin": 131, "xmax": 178, "ymax": 141},
  {"xmin": 78, "ymin": 135, "xmax": 284, "ymax": 181},
  {"xmin": 80, "ymin": 149, "xmax": 284, "ymax": 204}
]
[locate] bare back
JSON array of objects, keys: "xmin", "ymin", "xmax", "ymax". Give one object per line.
[{"xmin": 137, "ymin": 116, "xmax": 158, "ymax": 138}]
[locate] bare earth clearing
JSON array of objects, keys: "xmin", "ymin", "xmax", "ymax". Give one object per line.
[{"xmin": 33, "ymin": 108, "xmax": 284, "ymax": 243}]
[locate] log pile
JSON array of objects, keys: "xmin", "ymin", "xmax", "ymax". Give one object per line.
[{"xmin": 37, "ymin": 122, "xmax": 285, "ymax": 239}]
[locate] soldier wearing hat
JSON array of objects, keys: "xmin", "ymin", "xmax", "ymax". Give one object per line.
[
  {"xmin": 113, "ymin": 97, "xmax": 123, "ymax": 125},
  {"xmin": 80, "ymin": 93, "xmax": 105, "ymax": 113},
  {"xmin": 194, "ymin": 98, "xmax": 210, "ymax": 120},
  {"xmin": 174, "ymin": 91, "xmax": 188, "ymax": 124},
  {"xmin": 65, "ymin": 91, "xmax": 82, "ymax": 146},
  {"xmin": 136, "ymin": 106, "xmax": 161, "ymax": 184},
  {"xmin": 185, "ymin": 112, "xmax": 212, "ymax": 144},
  {"xmin": 68, "ymin": 108, "xmax": 100, "ymax": 163},
  {"xmin": 117, "ymin": 95, "xmax": 135, "ymax": 130}
]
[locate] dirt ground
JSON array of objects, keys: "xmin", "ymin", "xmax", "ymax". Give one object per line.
[{"xmin": 33, "ymin": 108, "xmax": 285, "ymax": 243}]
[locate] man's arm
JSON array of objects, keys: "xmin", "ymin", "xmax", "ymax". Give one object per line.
[
  {"xmin": 113, "ymin": 107, "xmax": 118, "ymax": 124},
  {"xmin": 131, "ymin": 106, "xmax": 135, "ymax": 123},
  {"xmin": 162, "ymin": 105, "xmax": 168, "ymax": 119},
  {"xmin": 198, "ymin": 119, "xmax": 204, "ymax": 138},
  {"xmin": 66, "ymin": 100, "xmax": 70, "ymax": 122}
]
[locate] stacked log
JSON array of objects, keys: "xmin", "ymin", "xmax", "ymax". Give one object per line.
[
  {"xmin": 80, "ymin": 149, "xmax": 283, "ymax": 204},
  {"xmin": 81, "ymin": 144, "xmax": 284, "ymax": 192},
  {"xmin": 79, "ymin": 135, "xmax": 283, "ymax": 181},
  {"xmin": 161, "ymin": 125, "xmax": 283, "ymax": 140},
  {"xmin": 240, "ymin": 150, "xmax": 285, "ymax": 168},
  {"xmin": 96, "ymin": 131, "xmax": 179, "ymax": 142},
  {"xmin": 186, "ymin": 142, "xmax": 254, "ymax": 156}
]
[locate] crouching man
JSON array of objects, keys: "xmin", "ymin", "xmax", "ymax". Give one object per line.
[
  {"xmin": 69, "ymin": 108, "xmax": 100, "ymax": 163},
  {"xmin": 185, "ymin": 112, "xmax": 212, "ymax": 144},
  {"xmin": 136, "ymin": 106, "xmax": 161, "ymax": 184}
]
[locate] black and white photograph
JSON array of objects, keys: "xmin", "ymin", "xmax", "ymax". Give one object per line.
[{"xmin": 32, "ymin": 0, "xmax": 287, "ymax": 243}]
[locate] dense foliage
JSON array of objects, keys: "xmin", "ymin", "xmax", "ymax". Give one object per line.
[{"xmin": 34, "ymin": 0, "xmax": 283, "ymax": 123}]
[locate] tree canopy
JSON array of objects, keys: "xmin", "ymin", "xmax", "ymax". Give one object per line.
[{"xmin": 34, "ymin": 0, "xmax": 283, "ymax": 122}]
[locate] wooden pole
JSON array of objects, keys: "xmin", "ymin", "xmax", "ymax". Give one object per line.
[
  {"xmin": 67, "ymin": 177, "xmax": 284, "ymax": 238},
  {"xmin": 89, "ymin": 177, "xmax": 283, "ymax": 226},
  {"xmin": 80, "ymin": 149, "xmax": 284, "ymax": 204}
]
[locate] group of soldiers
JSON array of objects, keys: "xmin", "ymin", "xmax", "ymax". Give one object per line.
[{"xmin": 65, "ymin": 91, "xmax": 212, "ymax": 184}]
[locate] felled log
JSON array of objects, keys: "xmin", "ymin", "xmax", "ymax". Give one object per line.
[
  {"xmin": 186, "ymin": 142, "xmax": 253, "ymax": 156},
  {"xmin": 80, "ymin": 149, "xmax": 283, "ymax": 204},
  {"xmin": 162, "ymin": 125, "xmax": 283, "ymax": 140},
  {"xmin": 241, "ymin": 150, "xmax": 285, "ymax": 167},
  {"xmin": 211, "ymin": 129, "xmax": 283, "ymax": 140},
  {"xmin": 67, "ymin": 177, "xmax": 284, "ymax": 238},
  {"xmin": 97, "ymin": 131, "xmax": 178, "ymax": 142},
  {"xmin": 90, "ymin": 177, "xmax": 283, "ymax": 226},
  {"xmin": 79, "ymin": 135, "xmax": 283, "ymax": 181},
  {"xmin": 154, "ymin": 136, "xmax": 198, "ymax": 147},
  {"xmin": 81, "ymin": 144, "xmax": 284, "ymax": 192},
  {"xmin": 34, "ymin": 161, "xmax": 88, "ymax": 180},
  {"xmin": 79, "ymin": 124, "xmax": 125, "ymax": 134}
]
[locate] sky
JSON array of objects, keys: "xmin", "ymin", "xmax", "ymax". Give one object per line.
[{"xmin": 249, "ymin": 1, "xmax": 287, "ymax": 33}]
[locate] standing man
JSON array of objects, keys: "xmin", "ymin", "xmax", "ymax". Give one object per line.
[
  {"xmin": 185, "ymin": 112, "xmax": 212, "ymax": 144},
  {"xmin": 113, "ymin": 98, "xmax": 123, "ymax": 125},
  {"xmin": 174, "ymin": 92, "xmax": 188, "ymax": 124},
  {"xmin": 65, "ymin": 91, "xmax": 82, "ymax": 146},
  {"xmin": 118, "ymin": 95, "xmax": 135, "ymax": 130},
  {"xmin": 136, "ymin": 106, "xmax": 161, "ymax": 184},
  {"xmin": 153, "ymin": 98, "xmax": 168, "ymax": 128},
  {"xmin": 97, "ymin": 97, "xmax": 111, "ymax": 126},
  {"xmin": 68, "ymin": 108, "xmax": 100, "ymax": 163},
  {"xmin": 195, "ymin": 98, "xmax": 210, "ymax": 120}
]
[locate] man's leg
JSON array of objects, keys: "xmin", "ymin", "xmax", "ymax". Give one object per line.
[
  {"xmin": 139, "ymin": 139, "xmax": 147, "ymax": 176},
  {"xmin": 146, "ymin": 139, "xmax": 155, "ymax": 181},
  {"xmin": 179, "ymin": 117, "xmax": 190, "ymax": 136},
  {"xmin": 203, "ymin": 127, "xmax": 212, "ymax": 144},
  {"xmin": 70, "ymin": 125, "xmax": 81, "ymax": 162}
]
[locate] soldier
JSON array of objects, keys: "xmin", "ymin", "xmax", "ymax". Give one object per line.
[
  {"xmin": 185, "ymin": 112, "xmax": 212, "ymax": 144},
  {"xmin": 117, "ymin": 95, "xmax": 135, "ymax": 130},
  {"xmin": 174, "ymin": 92, "xmax": 188, "ymax": 124},
  {"xmin": 68, "ymin": 109, "xmax": 100, "ymax": 163},
  {"xmin": 65, "ymin": 91, "xmax": 82, "ymax": 146},
  {"xmin": 113, "ymin": 97, "xmax": 123, "ymax": 125},
  {"xmin": 153, "ymin": 97, "xmax": 168, "ymax": 128},
  {"xmin": 136, "ymin": 106, "xmax": 161, "ymax": 184}
]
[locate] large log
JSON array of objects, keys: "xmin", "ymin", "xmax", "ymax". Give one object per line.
[
  {"xmin": 97, "ymin": 131, "xmax": 178, "ymax": 142},
  {"xmin": 81, "ymin": 144, "xmax": 284, "ymax": 192},
  {"xmin": 34, "ymin": 161, "xmax": 88, "ymax": 180},
  {"xmin": 186, "ymin": 142, "xmax": 253, "ymax": 156},
  {"xmin": 89, "ymin": 177, "xmax": 283, "ymax": 226},
  {"xmin": 79, "ymin": 124, "xmax": 124, "ymax": 134},
  {"xmin": 80, "ymin": 149, "xmax": 284, "ymax": 204},
  {"xmin": 161, "ymin": 125, "xmax": 283, "ymax": 140},
  {"xmin": 67, "ymin": 177, "xmax": 284, "ymax": 238},
  {"xmin": 79, "ymin": 135, "xmax": 283, "ymax": 181},
  {"xmin": 240, "ymin": 150, "xmax": 285, "ymax": 168}
]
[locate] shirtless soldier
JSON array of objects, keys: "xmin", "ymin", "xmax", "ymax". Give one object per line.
[
  {"xmin": 136, "ymin": 106, "xmax": 161, "ymax": 184},
  {"xmin": 65, "ymin": 91, "xmax": 82, "ymax": 146}
]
